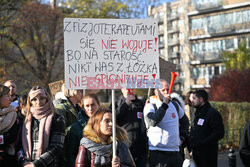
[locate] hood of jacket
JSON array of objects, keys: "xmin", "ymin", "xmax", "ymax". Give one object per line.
[{"xmin": 83, "ymin": 124, "xmax": 113, "ymax": 145}]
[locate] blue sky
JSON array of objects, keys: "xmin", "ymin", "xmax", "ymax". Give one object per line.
[{"xmin": 43, "ymin": 0, "xmax": 177, "ymax": 18}]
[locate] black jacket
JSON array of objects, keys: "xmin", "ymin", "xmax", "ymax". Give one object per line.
[
  {"xmin": 189, "ymin": 102, "xmax": 224, "ymax": 167},
  {"xmin": 239, "ymin": 120, "xmax": 250, "ymax": 167},
  {"xmin": 19, "ymin": 114, "xmax": 65, "ymax": 167},
  {"xmin": 0, "ymin": 118, "xmax": 22, "ymax": 167},
  {"xmin": 114, "ymin": 97, "xmax": 147, "ymax": 156}
]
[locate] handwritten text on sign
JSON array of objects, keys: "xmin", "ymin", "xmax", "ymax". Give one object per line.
[{"xmin": 64, "ymin": 18, "xmax": 160, "ymax": 89}]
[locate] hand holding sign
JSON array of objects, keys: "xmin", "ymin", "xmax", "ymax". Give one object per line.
[{"xmin": 125, "ymin": 89, "xmax": 135, "ymax": 105}]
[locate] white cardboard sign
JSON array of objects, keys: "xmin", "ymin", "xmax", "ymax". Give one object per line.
[{"xmin": 64, "ymin": 18, "xmax": 160, "ymax": 89}]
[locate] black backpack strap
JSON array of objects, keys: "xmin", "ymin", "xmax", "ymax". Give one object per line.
[
  {"xmin": 171, "ymin": 101, "xmax": 180, "ymax": 118},
  {"xmin": 173, "ymin": 101, "xmax": 189, "ymax": 146},
  {"xmin": 152, "ymin": 101, "xmax": 180, "ymax": 119},
  {"xmin": 152, "ymin": 103, "xmax": 157, "ymax": 112}
]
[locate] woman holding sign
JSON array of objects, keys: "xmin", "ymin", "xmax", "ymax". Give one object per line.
[{"xmin": 75, "ymin": 108, "xmax": 135, "ymax": 167}]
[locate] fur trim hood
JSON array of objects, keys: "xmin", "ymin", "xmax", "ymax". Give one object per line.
[{"xmin": 84, "ymin": 124, "xmax": 113, "ymax": 145}]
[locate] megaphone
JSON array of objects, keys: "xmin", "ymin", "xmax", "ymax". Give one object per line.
[{"xmin": 168, "ymin": 72, "xmax": 178, "ymax": 94}]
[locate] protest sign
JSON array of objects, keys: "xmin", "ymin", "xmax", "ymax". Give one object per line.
[
  {"xmin": 64, "ymin": 18, "xmax": 160, "ymax": 89},
  {"xmin": 159, "ymin": 57, "xmax": 176, "ymax": 83},
  {"xmin": 48, "ymin": 80, "xmax": 64, "ymax": 99},
  {"xmin": 147, "ymin": 58, "xmax": 176, "ymax": 98}
]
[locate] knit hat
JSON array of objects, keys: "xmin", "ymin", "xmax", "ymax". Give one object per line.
[{"xmin": 0, "ymin": 84, "xmax": 10, "ymax": 97}]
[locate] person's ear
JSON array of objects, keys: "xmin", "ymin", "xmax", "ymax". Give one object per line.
[{"xmin": 200, "ymin": 97, "xmax": 204, "ymax": 103}]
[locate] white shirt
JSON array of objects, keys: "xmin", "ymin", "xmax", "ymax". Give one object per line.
[{"xmin": 144, "ymin": 97, "xmax": 184, "ymax": 151}]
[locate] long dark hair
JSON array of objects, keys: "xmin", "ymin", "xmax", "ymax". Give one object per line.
[
  {"xmin": 185, "ymin": 91, "xmax": 193, "ymax": 105},
  {"xmin": 0, "ymin": 84, "xmax": 10, "ymax": 108}
]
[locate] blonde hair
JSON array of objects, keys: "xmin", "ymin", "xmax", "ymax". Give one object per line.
[
  {"xmin": 84, "ymin": 108, "xmax": 129, "ymax": 145},
  {"xmin": 61, "ymin": 83, "xmax": 78, "ymax": 97},
  {"xmin": 25, "ymin": 86, "xmax": 56, "ymax": 122}
]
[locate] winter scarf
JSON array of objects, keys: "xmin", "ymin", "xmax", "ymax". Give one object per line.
[
  {"xmin": 81, "ymin": 137, "xmax": 112, "ymax": 166},
  {"xmin": 0, "ymin": 106, "xmax": 17, "ymax": 133},
  {"xmin": 82, "ymin": 125, "xmax": 135, "ymax": 166},
  {"xmin": 80, "ymin": 137, "xmax": 134, "ymax": 166},
  {"xmin": 22, "ymin": 98, "xmax": 54, "ymax": 160}
]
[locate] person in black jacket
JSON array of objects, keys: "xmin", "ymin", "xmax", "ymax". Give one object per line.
[
  {"xmin": 0, "ymin": 84, "xmax": 22, "ymax": 167},
  {"xmin": 18, "ymin": 86, "xmax": 65, "ymax": 167},
  {"xmin": 114, "ymin": 88, "xmax": 147, "ymax": 167},
  {"xmin": 189, "ymin": 89, "xmax": 224, "ymax": 167},
  {"xmin": 239, "ymin": 120, "xmax": 250, "ymax": 166},
  {"xmin": 17, "ymin": 95, "xmax": 27, "ymax": 124}
]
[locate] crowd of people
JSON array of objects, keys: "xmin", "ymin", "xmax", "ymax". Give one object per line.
[{"xmin": 0, "ymin": 79, "xmax": 249, "ymax": 167}]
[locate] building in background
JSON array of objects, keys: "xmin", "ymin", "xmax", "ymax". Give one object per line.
[{"xmin": 148, "ymin": 0, "xmax": 250, "ymax": 95}]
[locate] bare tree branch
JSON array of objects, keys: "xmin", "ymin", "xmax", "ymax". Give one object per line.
[{"xmin": 0, "ymin": 33, "xmax": 39, "ymax": 76}]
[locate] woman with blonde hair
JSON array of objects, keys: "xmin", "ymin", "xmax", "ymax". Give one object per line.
[
  {"xmin": 18, "ymin": 86, "xmax": 65, "ymax": 167},
  {"xmin": 0, "ymin": 84, "xmax": 22, "ymax": 167},
  {"xmin": 75, "ymin": 108, "xmax": 135, "ymax": 167}
]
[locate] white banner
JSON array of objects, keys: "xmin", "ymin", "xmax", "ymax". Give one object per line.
[{"xmin": 64, "ymin": 18, "xmax": 160, "ymax": 89}]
